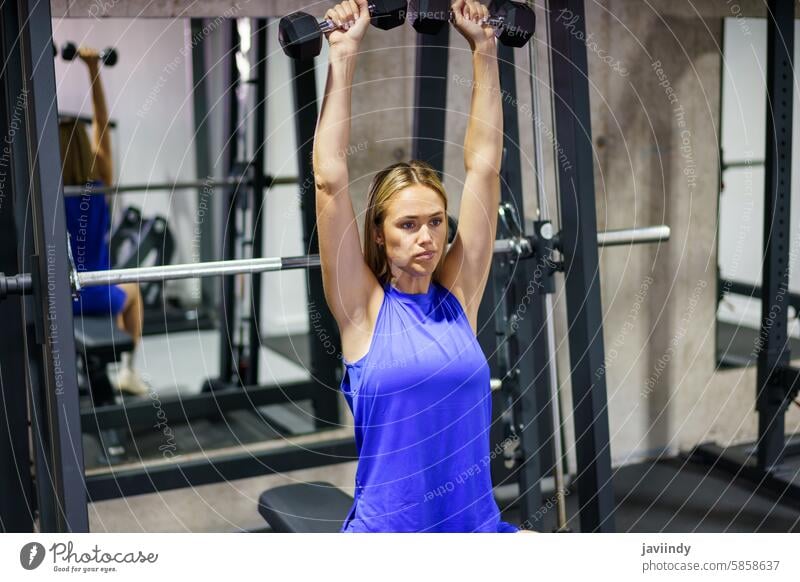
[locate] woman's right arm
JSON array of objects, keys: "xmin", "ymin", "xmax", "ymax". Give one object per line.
[
  {"xmin": 314, "ymin": 0, "xmax": 379, "ymax": 328},
  {"xmin": 79, "ymin": 47, "xmax": 114, "ymax": 188}
]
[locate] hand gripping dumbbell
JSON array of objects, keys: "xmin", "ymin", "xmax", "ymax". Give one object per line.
[
  {"xmin": 408, "ymin": 0, "xmax": 534, "ymax": 47},
  {"xmin": 279, "ymin": 0, "xmax": 408, "ymax": 60},
  {"xmin": 60, "ymin": 41, "xmax": 118, "ymax": 67}
]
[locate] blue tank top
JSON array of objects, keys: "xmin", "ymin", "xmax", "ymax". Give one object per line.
[
  {"xmin": 64, "ymin": 180, "xmax": 112, "ymax": 272},
  {"xmin": 340, "ymin": 281, "xmax": 518, "ymax": 533}
]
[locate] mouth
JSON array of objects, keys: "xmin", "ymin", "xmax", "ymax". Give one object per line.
[{"xmin": 416, "ymin": 252, "xmax": 435, "ymax": 261}]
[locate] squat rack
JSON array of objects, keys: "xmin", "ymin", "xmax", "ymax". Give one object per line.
[{"xmin": 2, "ymin": 0, "xmax": 647, "ymax": 533}]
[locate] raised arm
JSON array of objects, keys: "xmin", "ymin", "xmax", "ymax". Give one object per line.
[
  {"xmin": 79, "ymin": 47, "xmax": 114, "ymax": 188},
  {"xmin": 314, "ymin": 0, "xmax": 380, "ymax": 328},
  {"xmin": 441, "ymin": 0, "xmax": 502, "ymax": 320}
]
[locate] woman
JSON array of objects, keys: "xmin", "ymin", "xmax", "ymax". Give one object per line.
[
  {"xmin": 315, "ymin": 0, "xmax": 525, "ymax": 532},
  {"xmin": 60, "ymin": 46, "xmax": 147, "ymax": 396}
]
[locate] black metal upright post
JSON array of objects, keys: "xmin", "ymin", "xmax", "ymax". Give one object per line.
[
  {"xmin": 548, "ymin": 0, "xmax": 615, "ymax": 532},
  {"xmin": 6, "ymin": 0, "xmax": 89, "ymax": 532},
  {"xmin": 411, "ymin": 27, "xmax": 449, "ymax": 173},
  {"xmin": 0, "ymin": 17, "xmax": 35, "ymax": 531},
  {"xmin": 244, "ymin": 19, "xmax": 269, "ymax": 387},
  {"xmin": 219, "ymin": 20, "xmax": 241, "ymax": 384},
  {"xmin": 757, "ymin": 0, "xmax": 794, "ymax": 471},
  {"xmin": 487, "ymin": 44, "xmax": 544, "ymax": 528},
  {"xmin": 292, "ymin": 57, "xmax": 341, "ymax": 428},
  {"xmin": 190, "ymin": 18, "xmax": 216, "ymax": 310}
]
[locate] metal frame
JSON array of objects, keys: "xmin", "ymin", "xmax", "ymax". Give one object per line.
[
  {"xmin": 245, "ymin": 18, "xmax": 269, "ymax": 386},
  {"xmin": 2, "ymin": 0, "xmax": 89, "ymax": 532},
  {"xmin": 190, "ymin": 18, "xmax": 216, "ymax": 308},
  {"xmin": 86, "ymin": 434, "xmax": 357, "ymax": 501},
  {"xmin": 411, "ymin": 26, "xmax": 449, "ymax": 173},
  {"xmin": 548, "ymin": 0, "xmax": 615, "ymax": 532},
  {"xmin": 718, "ymin": 279, "xmax": 800, "ymax": 313},
  {"xmin": 219, "ymin": 18, "xmax": 241, "ymax": 385},
  {"xmin": 0, "ymin": 13, "xmax": 35, "ymax": 531},
  {"xmin": 292, "ymin": 55, "xmax": 342, "ymax": 429},
  {"xmin": 694, "ymin": 0, "xmax": 800, "ymax": 502},
  {"xmin": 491, "ymin": 42, "xmax": 546, "ymax": 529},
  {"xmin": 80, "ymin": 380, "xmax": 321, "ymax": 434}
]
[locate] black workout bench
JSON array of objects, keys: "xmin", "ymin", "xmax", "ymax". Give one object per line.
[
  {"xmin": 74, "ymin": 314, "xmax": 134, "ymax": 464},
  {"xmin": 258, "ymin": 481, "xmax": 354, "ymax": 533}
]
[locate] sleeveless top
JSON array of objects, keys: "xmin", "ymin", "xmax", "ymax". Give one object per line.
[{"xmin": 339, "ymin": 281, "xmax": 518, "ymax": 533}]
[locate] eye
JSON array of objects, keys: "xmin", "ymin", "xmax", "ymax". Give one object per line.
[
  {"xmin": 402, "ymin": 222, "xmax": 415, "ymax": 229},
  {"xmin": 431, "ymin": 218, "xmax": 443, "ymax": 226}
]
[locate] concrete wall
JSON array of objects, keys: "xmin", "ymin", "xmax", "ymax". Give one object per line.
[{"xmin": 76, "ymin": 0, "xmax": 800, "ymax": 531}]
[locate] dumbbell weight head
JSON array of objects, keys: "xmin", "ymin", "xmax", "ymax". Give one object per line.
[
  {"xmin": 369, "ymin": 0, "xmax": 408, "ymax": 30},
  {"xmin": 100, "ymin": 47, "xmax": 118, "ymax": 67},
  {"xmin": 407, "ymin": 0, "xmax": 449, "ymax": 35},
  {"xmin": 279, "ymin": 1, "xmax": 408, "ymax": 59},
  {"xmin": 278, "ymin": 12, "xmax": 323, "ymax": 61},
  {"xmin": 61, "ymin": 41, "xmax": 77, "ymax": 61},
  {"xmin": 488, "ymin": 0, "xmax": 535, "ymax": 48}
]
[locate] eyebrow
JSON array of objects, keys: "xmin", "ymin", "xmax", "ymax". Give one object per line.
[{"xmin": 396, "ymin": 212, "xmax": 445, "ymax": 220}]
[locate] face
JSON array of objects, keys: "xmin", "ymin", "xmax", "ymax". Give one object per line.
[{"xmin": 376, "ymin": 185, "xmax": 446, "ymax": 282}]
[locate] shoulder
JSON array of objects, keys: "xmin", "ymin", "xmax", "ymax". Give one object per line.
[{"xmin": 435, "ymin": 280, "xmax": 478, "ymax": 334}]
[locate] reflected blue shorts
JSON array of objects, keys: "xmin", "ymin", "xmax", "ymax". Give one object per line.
[{"xmin": 71, "ymin": 284, "xmax": 127, "ymax": 317}]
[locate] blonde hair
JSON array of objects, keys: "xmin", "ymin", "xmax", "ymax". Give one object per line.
[
  {"xmin": 58, "ymin": 119, "xmax": 98, "ymax": 186},
  {"xmin": 364, "ymin": 160, "xmax": 449, "ymax": 286}
]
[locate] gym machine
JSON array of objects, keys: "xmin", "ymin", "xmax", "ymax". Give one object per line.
[
  {"xmin": 0, "ymin": 0, "xmax": 670, "ymax": 533},
  {"xmin": 693, "ymin": 0, "xmax": 800, "ymax": 510},
  {"xmin": 258, "ymin": 0, "xmax": 669, "ymax": 533}
]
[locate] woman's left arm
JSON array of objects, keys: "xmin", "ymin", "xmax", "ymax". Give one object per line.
[{"xmin": 442, "ymin": 0, "xmax": 502, "ymax": 314}]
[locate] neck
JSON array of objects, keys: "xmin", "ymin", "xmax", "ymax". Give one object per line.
[{"xmin": 389, "ymin": 275, "xmax": 432, "ymax": 295}]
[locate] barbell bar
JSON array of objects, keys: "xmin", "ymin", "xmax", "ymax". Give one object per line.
[
  {"xmin": 0, "ymin": 225, "xmax": 670, "ymax": 298},
  {"xmin": 62, "ymin": 175, "xmax": 299, "ymax": 197},
  {"xmin": 491, "ymin": 224, "xmax": 671, "ymax": 256},
  {"xmin": 75, "ymin": 225, "xmax": 671, "ymax": 288}
]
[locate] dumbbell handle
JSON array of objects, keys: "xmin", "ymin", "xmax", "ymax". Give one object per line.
[
  {"xmin": 318, "ymin": 2, "xmax": 388, "ymax": 33},
  {"xmin": 446, "ymin": 11, "xmax": 505, "ymax": 29},
  {"xmin": 407, "ymin": 8, "xmax": 506, "ymax": 30}
]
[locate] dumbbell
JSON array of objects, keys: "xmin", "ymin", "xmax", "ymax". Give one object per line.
[
  {"xmin": 60, "ymin": 42, "xmax": 118, "ymax": 67},
  {"xmin": 279, "ymin": 0, "xmax": 408, "ymax": 60},
  {"xmin": 408, "ymin": 0, "xmax": 534, "ymax": 47}
]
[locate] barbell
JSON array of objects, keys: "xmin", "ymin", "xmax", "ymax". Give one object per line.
[
  {"xmin": 0, "ymin": 225, "xmax": 670, "ymax": 299},
  {"xmin": 62, "ymin": 175, "xmax": 299, "ymax": 197}
]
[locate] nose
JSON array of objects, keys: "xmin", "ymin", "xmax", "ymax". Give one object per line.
[{"xmin": 418, "ymin": 225, "xmax": 434, "ymax": 245}]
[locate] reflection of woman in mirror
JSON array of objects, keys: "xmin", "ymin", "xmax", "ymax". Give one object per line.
[{"xmin": 59, "ymin": 46, "xmax": 148, "ymax": 396}]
